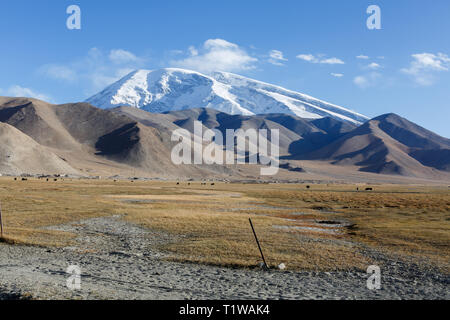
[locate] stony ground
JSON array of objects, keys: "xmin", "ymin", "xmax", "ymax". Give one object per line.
[{"xmin": 0, "ymin": 216, "xmax": 448, "ymax": 300}]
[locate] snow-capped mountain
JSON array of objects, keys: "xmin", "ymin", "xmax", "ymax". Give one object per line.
[{"xmin": 86, "ymin": 68, "xmax": 369, "ymax": 124}]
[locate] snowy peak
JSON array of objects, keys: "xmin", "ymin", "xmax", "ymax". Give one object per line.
[{"xmin": 86, "ymin": 68, "xmax": 369, "ymax": 124}]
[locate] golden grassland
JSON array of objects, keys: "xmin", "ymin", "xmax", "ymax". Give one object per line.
[{"xmin": 0, "ymin": 177, "xmax": 448, "ymax": 272}]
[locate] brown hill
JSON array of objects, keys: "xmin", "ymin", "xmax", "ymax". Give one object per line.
[
  {"xmin": 114, "ymin": 107, "xmax": 355, "ymax": 157},
  {"xmin": 0, "ymin": 122, "xmax": 78, "ymax": 175},
  {"xmin": 0, "ymin": 97, "xmax": 210, "ymax": 177},
  {"xmin": 305, "ymin": 113, "xmax": 450, "ymax": 178},
  {"xmin": 0, "ymin": 97, "xmax": 449, "ymax": 182}
]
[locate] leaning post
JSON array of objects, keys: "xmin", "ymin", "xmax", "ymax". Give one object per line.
[
  {"xmin": 249, "ymin": 218, "xmax": 269, "ymax": 270},
  {"xmin": 0, "ymin": 200, "xmax": 3, "ymax": 237}
]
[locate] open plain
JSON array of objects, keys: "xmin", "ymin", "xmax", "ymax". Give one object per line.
[{"xmin": 0, "ymin": 177, "xmax": 448, "ymax": 299}]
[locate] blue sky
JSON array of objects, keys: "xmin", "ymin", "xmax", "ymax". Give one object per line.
[{"xmin": 0, "ymin": 0, "xmax": 449, "ymax": 137}]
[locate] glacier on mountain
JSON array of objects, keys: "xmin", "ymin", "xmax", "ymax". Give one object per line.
[{"xmin": 86, "ymin": 68, "xmax": 369, "ymax": 124}]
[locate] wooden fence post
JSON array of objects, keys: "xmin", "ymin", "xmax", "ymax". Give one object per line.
[
  {"xmin": 249, "ymin": 218, "xmax": 269, "ymax": 270},
  {"xmin": 0, "ymin": 200, "xmax": 3, "ymax": 237}
]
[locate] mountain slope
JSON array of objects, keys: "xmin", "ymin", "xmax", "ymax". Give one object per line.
[
  {"xmin": 0, "ymin": 97, "xmax": 257, "ymax": 178},
  {"xmin": 0, "ymin": 122, "xmax": 79, "ymax": 175},
  {"xmin": 86, "ymin": 68, "xmax": 369, "ymax": 124},
  {"xmin": 1, "ymin": 96, "xmax": 449, "ymax": 181},
  {"xmin": 371, "ymin": 113, "xmax": 450, "ymax": 150},
  {"xmin": 0, "ymin": 97, "xmax": 197, "ymax": 176},
  {"xmin": 305, "ymin": 113, "xmax": 450, "ymax": 177},
  {"xmin": 112, "ymin": 107, "xmax": 358, "ymax": 157}
]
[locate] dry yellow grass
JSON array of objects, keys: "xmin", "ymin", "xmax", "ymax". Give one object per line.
[
  {"xmin": 122, "ymin": 201, "xmax": 369, "ymax": 270},
  {"xmin": 0, "ymin": 177, "xmax": 448, "ymax": 272},
  {"xmin": 242, "ymin": 184, "xmax": 450, "ymax": 271}
]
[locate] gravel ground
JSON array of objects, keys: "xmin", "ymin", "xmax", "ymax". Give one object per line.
[{"xmin": 0, "ymin": 216, "xmax": 448, "ymax": 300}]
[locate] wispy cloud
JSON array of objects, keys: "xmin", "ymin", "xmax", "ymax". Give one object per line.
[
  {"xmin": 109, "ymin": 49, "xmax": 141, "ymax": 64},
  {"xmin": 296, "ymin": 54, "xmax": 316, "ymax": 62},
  {"xmin": 38, "ymin": 65, "xmax": 77, "ymax": 82},
  {"xmin": 366, "ymin": 62, "xmax": 381, "ymax": 70},
  {"xmin": 2, "ymin": 85, "xmax": 51, "ymax": 101},
  {"xmin": 320, "ymin": 57, "xmax": 345, "ymax": 65},
  {"xmin": 401, "ymin": 52, "xmax": 450, "ymax": 86},
  {"xmin": 38, "ymin": 48, "xmax": 146, "ymax": 93},
  {"xmin": 296, "ymin": 54, "xmax": 344, "ymax": 65},
  {"xmin": 356, "ymin": 55, "xmax": 369, "ymax": 60},
  {"xmin": 268, "ymin": 50, "xmax": 288, "ymax": 66},
  {"xmin": 331, "ymin": 73, "xmax": 344, "ymax": 78},
  {"xmin": 353, "ymin": 72, "xmax": 381, "ymax": 88},
  {"xmin": 171, "ymin": 39, "xmax": 257, "ymax": 73}
]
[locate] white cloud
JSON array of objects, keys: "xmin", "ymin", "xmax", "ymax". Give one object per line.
[
  {"xmin": 353, "ymin": 72, "xmax": 381, "ymax": 88},
  {"xmin": 296, "ymin": 54, "xmax": 344, "ymax": 65},
  {"xmin": 331, "ymin": 73, "xmax": 344, "ymax": 77},
  {"xmin": 367, "ymin": 62, "xmax": 381, "ymax": 70},
  {"xmin": 405, "ymin": 53, "xmax": 449, "ymax": 72},
  {"xmin": 320, "ymin": 57, "xmax": 345, "ymax": 65},
  {"xmin": 38, "ymin": 65, "xmax": 77, "ymax": 82},
  {"xmin": 268, "ymin": 50, "xmax": 288, "ymax": 66},
  {"xmin": 109, "ymin": 49, "xmax": 140, "ymax": 64},
  {"xmin": 353, "ymin": 76, "xmax": 368, "ymax": 87},
  {"xmin": 171, "ymin": 39, "xmax": 257, "ymax": 73},
  {"xmin": 188, "ymin": 46, "xmax": 198, "ymax": 56},
  {"xmin": 5, "ymin": 85, "xmax": 51, "ymax": 101},
  {"xmin": 401, "ymin": 53, "xmax": 450, "ymax": 86},
  {"xmin": 356, "ymin": 55, "xmax": 369, "ymax": 59},
  {"xmin": 38, "ymin": 48, "xmax": 146, "ymax": 94},
  {"xmin": 204, "ymin": 39, "xmax": 236, "ymax": 49},
  {"xmin": 296, "ymin": 54, "xmax": 316, "ymax": 62},
  {"xmin": 269, "ymin": 50, "xmax": 287, "ymax": 61},
  {"xmin": 170, "ymin": 49, "xmax": 184, "ymax": 55}
]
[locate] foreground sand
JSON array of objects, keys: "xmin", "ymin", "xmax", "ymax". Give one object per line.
[{"xmin": 1, "ymin": 216, "xmax": 448, "ymax": 300}]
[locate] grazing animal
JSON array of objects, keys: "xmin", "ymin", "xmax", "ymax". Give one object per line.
[
  {"xmin": 306, "ymin": 185, "xmax": 310, "ymax": 189},
  {"xmin": 21, "ymin": 178, "xmax": 27, "ymax": 181},
  {"xmin": 365, "ymin": 188, "xmax": 373, "ymax": 191},
  {"xmin": 211, "ymin": 183, "xmax": 215, "ymax": 186}
]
